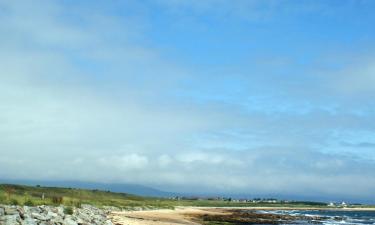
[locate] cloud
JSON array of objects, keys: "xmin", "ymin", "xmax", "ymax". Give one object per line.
[
  {"xmin": 331, "ymin": 58, "xmax": 375, "ymax": 96},
  {"xmin": 341, "ymin": 142, "xmax": 375, "ymax": 148},
  {"xmin": 0, "ymin": 0, "xmax": 375, "ymax": 202},
  {"xmin": 98, "ymin": 154, "xmax": 149, "ymax": 170},
  {"xmin": 157, "ymin": 155, "xmax": 173, "ymax": 167}
]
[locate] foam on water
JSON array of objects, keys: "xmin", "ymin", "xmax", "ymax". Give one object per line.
[{"xmin": 257, "ymin": 209, "xmax": 375, "ymax": 225}]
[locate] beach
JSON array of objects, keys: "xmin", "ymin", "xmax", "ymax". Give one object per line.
[
  {"xmin": 109, "ymin": 207, "xmax": 223, "ymax": 225},
  {"xmin": 109, "ymin": 207, "xmax": 375, "ymax": 225}
]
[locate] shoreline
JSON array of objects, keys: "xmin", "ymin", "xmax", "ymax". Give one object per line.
[
  {"xmin": 109, "ymin": 206, "xmax": 375, "ymax": 225},
  {"xmin": 2, "ymin": 204, "xmax": 375, "ymax": 225},
  {"xmin": 183, "ymin": 206, "xmax": 375, "ymax": 211}
]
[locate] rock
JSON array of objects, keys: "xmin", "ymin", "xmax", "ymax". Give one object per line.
[
  {"xmin": 63, "ymin": 217, "xmax": 78, "ymax": 225},
  {"xmin": 75, "ymin": 211, "xmax": 91, "ymax": 223},
  {"xmin": 56, "ymin": 206, "xmax": 65, "ymax": 217},
  {"xmin": 1, "ymin": 214, "xmax": 21, "ymax": 225},
  {"xmin": 0, "ymin": 207, "xmax": 5, "ymax": 216},
  {"xmin": 104, "ymin": 219, "xmax": 114, "ymax": 225},
  {"xmin": 17, "ymin": 207, "xmax": 26, "ymax": 219},
  {"xmin": 31, "ymin": 212, "xmax": 48, "ymax": 221},
  {"xmin": 1, "ymin": 204, "xmax": 113, "ymax": 225},
  {"xmin": 5, "ymin": 206, "xmax": 19, "ymax": 215},
  {"xmin": 46, "ymin": 210, "xmax": 58, "ymax": 219},
  {"xmin": 23, "ymin": 206, "xmax": 41, "ymax": 214},
  {"xmin": 20, "ymin": 217, "xmax": 37, "ymax": 225},
  {"xmin": 50, "ymin": 216, "xmax": 64, "ymax": 224},
  {"xmin": 38, "ymin": 222, "xmax": 49, "ymax": 225}
]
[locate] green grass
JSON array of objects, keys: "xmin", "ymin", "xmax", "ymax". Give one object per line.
[
  {"xmin": 0, "ymin": 183, "xmax": 372, "ymax": 209},
  {"xmin": 64, "ymin": 206, "xmax": 74, "ymax": 215},
  {"xmin": 0, "ymin": 183, "xmax": 177, "ymax": 209}
]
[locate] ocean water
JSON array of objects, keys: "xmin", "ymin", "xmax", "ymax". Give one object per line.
[{"xmin": 258, "ymin": 209, "xmax": 375, "ymax": 225}]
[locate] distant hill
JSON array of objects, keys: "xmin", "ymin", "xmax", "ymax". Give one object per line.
[{"xmin": 0, "ymin": 179, "xmax": 175, "ymax": 197}]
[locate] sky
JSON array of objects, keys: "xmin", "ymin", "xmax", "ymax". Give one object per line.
[{"xmin": 1, "ymin": 0, "xmax": 375, "ymax": 202}]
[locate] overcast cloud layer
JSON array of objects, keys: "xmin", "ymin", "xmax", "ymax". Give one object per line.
[{"xmin": 1, "ymin": 0, "xmax": 375, "ymax": 202}]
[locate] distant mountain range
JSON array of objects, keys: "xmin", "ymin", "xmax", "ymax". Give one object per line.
[{"xmin": 0, "ymin": 179, "xmax": 175, "ymax": 197}]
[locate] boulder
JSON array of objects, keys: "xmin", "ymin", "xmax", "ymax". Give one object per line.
[
  {"xmin": 23, "ymin": 206, "xmax": 41, "ymax": 214},
  {"xmin": 46, "ymin": 210, "xmax": 59, "ymax": 219},
  {"xmin": 104, "ymin": 219, "xmax": 114, "ymax": 225},
  {"xmin": 0, "ymin": 204, "xmax": 113, "ymax": 225},
  {"xmin": 1, "ymin": 214, "xmax": 21, "ymax": 225},
  {"xmin": 75, "ymin": 210, "xmax": 91, "ymax": 223},
  {"xmin": 5, "ymin": 207, "xmax": 20, "ymax": 216},
  {"xmin": 56, "ymin": 206, "xmax": 65, "ymax": 217},
  {"xmin": 20, "ymin": 217, "xmax": 37, "ymax": 225},
  {"xmin": 17, "ymin": 207, "xmax": 26, "ymax": 219},
  {"xmin": 0, "ymin": 206, "xmax": 5, "ymax": 216},
  {"xmin": 50, "ymin": 216, "xmax": 64, "ymax": 224},
  {"xmin": 63, "ymin": 216, "xmax": 78, "ymax": 225},
  {"xmin": 38, "ymin": 222, "xmax": 49, "ymax": 225},
  {"xmin": 31, "ymin": 212, "xmax": 48, "ymax": 221}
]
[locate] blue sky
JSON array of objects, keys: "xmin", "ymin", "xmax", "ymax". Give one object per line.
[{"xmin": 1, "ymin": 0, "xmax": 375, "ymax": 202}]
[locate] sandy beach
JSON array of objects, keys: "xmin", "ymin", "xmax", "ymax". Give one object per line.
[
  {"xmin": 109, "ymin": 207, "xmax": 375, "ymax": 225},
  {"xmin": 109, "ymin": 207, "xmax": 229, "ymax": 225}
]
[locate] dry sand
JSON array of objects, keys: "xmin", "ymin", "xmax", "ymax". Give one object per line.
[{"xmin": 109, "ymin": 207, "xmax": 228, "ymax": 225}]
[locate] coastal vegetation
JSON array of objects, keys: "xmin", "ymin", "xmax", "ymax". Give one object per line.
[{"xmin": 0, "ymin": 183, "xmax": 372, "ymax": 210}]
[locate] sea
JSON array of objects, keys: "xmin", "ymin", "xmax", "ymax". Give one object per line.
[{"xmin": 258, "ymin": 209, "xmax": 375, "ymax": 225}]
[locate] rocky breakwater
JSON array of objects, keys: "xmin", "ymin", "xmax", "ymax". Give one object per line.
[{"xmin": 0, "ymin": 204, "xmax": 115, "ymax": 225}]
